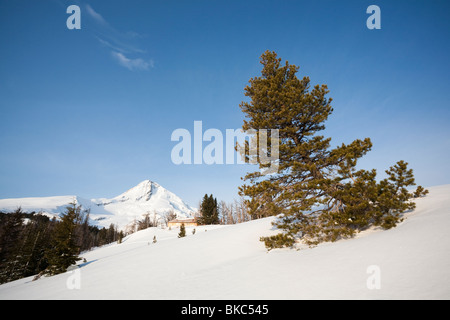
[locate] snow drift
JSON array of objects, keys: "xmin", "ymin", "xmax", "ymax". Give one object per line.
[{"xmin": 0, "ymin": 184, "xmax": 449, "ymax": 300}]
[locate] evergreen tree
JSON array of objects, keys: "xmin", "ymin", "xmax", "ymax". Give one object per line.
[
  {"xmin": 0, "ymin": 206, "xmax": 124, "ymax": 284},
  {"xmin": 198, "ymin": 194, "xmax": 219, "ymax": 225},
  {"xmin": 0, "ymin": 208, "xmax": 23, "ymax": 263},
  {"xmin": 98, "ymin": 227, "xmax": 108, "ymax": 246},
  {"xmin": 178, "ymin": 223, "xmax": 186, "ymax": 238},
  {"xmin": 0, "ymin": 211, "xmax": 56, "ymax": 284},
  {"xmin": 10, "ymin": 213, "xmax": 54, "ymax": 281},
  {"xmin": 107, "ymin": 223, "xmax": 117, "ymax": 243},
  {"xmin": 239, "ymin": 50, "xmax": 368, "ymax": 245},
  {"xmin": 239, "ymin": 51, "xmax": 427, "ymax": 249},
  {"xmin": 44, "ymin": 203, "xmax": 82, "ymax": 275},
  {"xmin": 413, "ymin": 185, "xmax": 429, "ymax": 198},
  {"xmin": 118, "ymin": 231, "xmax": 125, "ymax": 244},
  {"xmin": 374, "ymin": 160, "xmax": 420, "ymax": 229},
  {"xmin": 0, "ymin": 208, "xmax": 24, "ymax": 283}
]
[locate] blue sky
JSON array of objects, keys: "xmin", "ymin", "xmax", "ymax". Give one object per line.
[{"xmin": 0, "ymin": 0, "xmax": 449, "ymax": 207}]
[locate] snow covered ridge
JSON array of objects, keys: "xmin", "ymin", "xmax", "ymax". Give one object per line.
[
  {"xmin": 0, "ymin": 184, "xmax": 449, "ymax": 300},
  {"xmin": 0, "ymin": 180, "xmax": 196, "ymax": 229}
]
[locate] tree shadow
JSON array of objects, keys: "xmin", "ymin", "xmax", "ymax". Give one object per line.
[{"xmin": 78, "ymin": 259, "xmax": 98, "ymax": 268}]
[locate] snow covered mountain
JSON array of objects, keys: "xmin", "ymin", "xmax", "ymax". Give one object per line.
[
  {"xmin": 0, "ymin": 184, "xmax": 449, "ymax": 300},
  {"xmin": 0, "ymin": 180, "xmax": 196, "ymax": 229}
]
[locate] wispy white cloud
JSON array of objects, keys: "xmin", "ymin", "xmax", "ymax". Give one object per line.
[
  {"xmin": 85, "ymin": 3, "xmax": 152, "ymax": 71},
  {"xmin": 85, "ymin": 4, "xmax": 108, "ymax": 26},
  {"xmin": 111, "ymin": 51, "xmax": 154, "ymax": 71},
  {"xmin": 96, "ymin": 35, "xmax": 147, "ymax": 55},
  {"xmin": 96, "ymin": 37, "xmax": 124, "ymax": 53}
]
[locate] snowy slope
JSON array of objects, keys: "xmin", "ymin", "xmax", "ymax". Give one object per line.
[
  {"xmin": 0, "ymin": 185, "xmax": 449, "ymax": 299},
  {"xmin": 0, "ymin": 195, "xmax": 113, "ymax": 220},
  {"xmin": 0, "ymin": 180, "xmax": 196, "ymax": 229},
  {"xmin": 91, "ymin": 180, "xmax": 195, "ymax": 227}
]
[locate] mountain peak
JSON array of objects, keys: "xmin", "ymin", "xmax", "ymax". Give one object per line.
[
  {"xmin": 116, "ymin": 180, "xmax": 158, "ymax": 202},
  {"xmin": 0, "ymin": 179, "xmax": 196, "ymax": 229},
  {"xmin": 137, "ymin": 179, "xmax": 161, "ymax": 189}
]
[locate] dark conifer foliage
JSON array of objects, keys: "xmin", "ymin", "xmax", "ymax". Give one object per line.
[
  {"xmin": 178, "ymin": 223, "xmax": 186, "ymax": 238},
  {"xmin": 0, "ymin": 204, "xmax": 121, "ymax": 283},
  {"xmin": 198, "ymin": 194, "xmax": 219, "ymax": 225},
  {"xmin": 0, "ymin": 209, "xmax": 55, "ymax": 283},
  {"xmin": 239, "ymin": 51, "xmax": 428, "ymax": 249},
  {"xmin": 44, "ymin": 203, "xmax": 83, "ymax": 275}
]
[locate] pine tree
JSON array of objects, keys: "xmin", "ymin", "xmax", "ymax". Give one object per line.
[
  {"xmin": 413, "ymin": 185, "xmax": 429, "ymax": 198},
  {"xmin": 374, "ymin": 160, "xmax": 423, "ymax": 229},
  {"xmin": 8, "ymin": 213, "xmax": 51, "ymax": 281},
  {"xmin": 198, "ymin": 194, "xmax": 219, "ymax": 225},
  {"xmin": 118, "ymin": 231, "xmax": 124, "ymax": 244},
  {"xmin": 0, "ymin": 208, "xmax": 23, "ymax": 261},
  {"xmin": 44, "ymin": 203, "xmax": 82, "ymax": 275},
  {"xmin": 0, "ymin": 206, "xmax": 125, "ymax": 284},
  {"xmin": 0, "ymin": 208, "xmax": 24, "ymax": 283},
  {"xmin": 239, "ymin": 51, "xmax": 426, "ymax": 249},
  {"xmin": 239, "ymin": 51, "xmax": 371, "ymax": 246},
  {"xmin": 178, "ymin": 223, "xmax": 186, "ymax": 238}
]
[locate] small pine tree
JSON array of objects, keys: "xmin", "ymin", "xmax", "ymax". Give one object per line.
[
  {"xmin": 372, "ymin": 160, "xmax": 417, "ymax": 229},
  {"xmin": 178, "ymin": 223, "xmax": 186, "ymax": 238},
  {"xmin": 118, "ymin": 231, "xmax": 124, "ymax": 244},
  {"xmin": 44, "ymin": 203, "xmax": 82, "ymax": 275},
  {"xmin": 413, "ymin": 185, "xmax": 429, "ymax": 198}
]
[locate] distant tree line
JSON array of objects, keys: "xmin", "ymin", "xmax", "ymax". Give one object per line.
[
  {"xmin": 124, "ymin": 210, "xmax": 179, "ymax": 234},
  {"xmin": 126, "ymin": 195, "xmax": 253, "ymax": 232},
  {"xmin": 0, "ymin": 203, "xmax": 121, "ymax": 284}
]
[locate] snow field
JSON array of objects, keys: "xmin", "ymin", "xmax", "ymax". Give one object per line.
[{"xmin": 0, "ymin": 185, "xmax": 449, "ymax": 299}]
